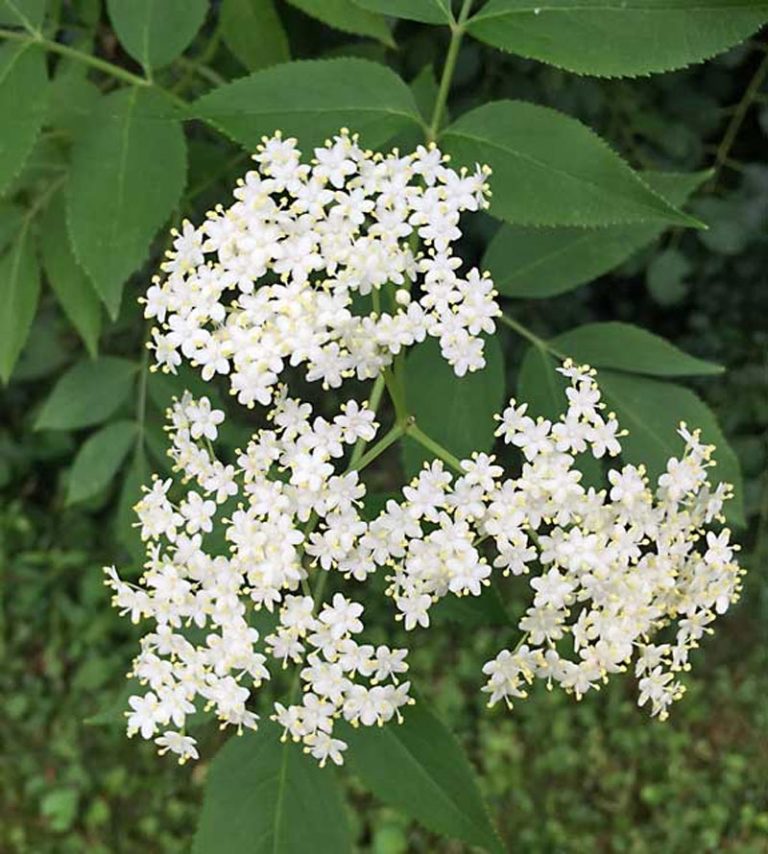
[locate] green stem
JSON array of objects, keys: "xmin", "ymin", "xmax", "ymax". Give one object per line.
[
  {"xmin": 711, "ymin": 46, "xmax": 768, "ymax": 188},
  {"xmin": 198, "ymin": 13, "xmax": 224, "ymax": 67},
  {"xmin": 353, "ymin": 422, "xmax": 405, "ymax": 473},
  {"xmin": 0, "ymin": 27, "xmax": 188, "ymax": 109},
  {"xmin": 307, "ymin": 408, "xmax": 404, "ymax": 609},
  {"xmin": 0, "ymin": 26, "xmax": 149, "ymax": 86},
  {"xmin": 405, "ymin": 423, "xmax": 463, "ymax": 474},
  {"xmin": 383, "ymin": 365, "xmax": 407, "ymax": 424},
  {"xmin": 307, "ymin": 422, "xmax": 401, "ymax": 607},
  {"xmin": 312, "ymin": 568, "xmax": 330, "ymax": 613},
  {"xmin": 427, "ymin": 0, "xmax": 474, "ymax": 142},
  {"xmin": 24, "ymin": 174, "xmax": 66, "ymax": 222},
  {"xmin": 134, "ymin": 333, "xmax": 151, "ymax": 454},
  {"xmin": 349, "ymin": 374, "xmax": 386, "ymax": 467},
  {"xmin": 174, "ymin": 55, "xmax": 225, "ymax": 88},
  {"xmin": 500, "ymin": 312, "xmax": 568, "ymax": 361}
]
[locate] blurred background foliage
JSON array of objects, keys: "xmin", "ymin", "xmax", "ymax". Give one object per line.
[{"xmin": 1, "ymin": 1, "xmax": 767, "ymax": 851}]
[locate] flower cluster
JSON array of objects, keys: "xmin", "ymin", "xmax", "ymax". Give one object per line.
[
  {"xmin": 270, "ymin": 593, "xmax": 411, "ymax": 767},
  {"xmin": 109, "ymin": 122, "xmax": 741, "ymax": 767},
  {"xmin": 145, "ymin": 130, "xmax": 499, "ymax": 405},
  {"xmin": 364, "ymin": 363, "xmax": 741, "ymax": 720},
  {"xmin": 105, "ymin": 389, "xmax": 413, "ymax": 764},
  {"xmin": 107, "ymin": 361, "xmax": 742, "ymax": 765}
]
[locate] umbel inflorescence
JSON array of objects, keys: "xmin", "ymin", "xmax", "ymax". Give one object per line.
[
  {"xmin": 145, "ymin": 130, "xmax": 499, "ymax": 402},
  {"xmin": 106, "ymin": 131, "xmax": 742, "ymax": 766},
  {"xmin": 106, "ymin": 372, "xmax": 741, "ymax": 764}
]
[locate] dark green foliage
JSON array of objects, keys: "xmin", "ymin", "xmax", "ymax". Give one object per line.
[{"xmin": 193, "ymin": 723, "xmax": 352, "ymax": 854}]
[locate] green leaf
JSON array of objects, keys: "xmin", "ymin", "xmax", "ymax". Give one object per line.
[
  {"xmin": 485, "ymin": 171, "xmax": 708, "ymax": 297},
  {"xmin": 67, "ymin": 420, "xmax": 136, "ymax": 504},
  {"xmin": 467, "ymin": 1, "xmax": 768, "ymax": 78},
  {"xmin": 0, "ymin": 201, "xmax": 22, "ymax": 253},
  {"xmin": 440, "ymin": 101, "xmax": 699, "ymax": 227},
  {"xmin": 551, "ymin": 322, "xmax": 723, "ymax": 378},
  {"xmin": 195, "ymin": 58, "xmax": 424, "ymax": 151},
  {"xmin": 0, "ymin": 0, "xmax": 46, "ymax": 29},
  {"xmin": 352, "ymin": 0, "xmax": 451, "ymax": 24},
  {"xmin": 85, "ymin": 677, "xmax": 141, "ymax": 726},
  {"xmin": 220, "ymin": 0, "xmax": 290, "ymax": 72},
  {"xmin": 0, "ymin": 216, "xmax": 40, "ymax": 383},
  {"xmin": 106, "ymin": 0, "xmax": 208, "ymax": 71},
  {"xmin": 344, "ymin": 704, "xmax": 504, "ymax": 853},
  {"xmin": 47, "ymin": 71, "xmax": 101, "ymax": 134},
  {"xmin": 0, "ymin": 41, "xmax": 48, "ymax": 196},
  {"xmin": 597, "ymin": 371, "xmax": 745, "ymax": 526},
  {"xmin": 67, "ymin": 87, "xmax": 187, "ymax": 318},
  {"xmin": 35, "ymin": 356, "xmax": 137, "ymax": 430},
  {"xmin": 287, "ymin": 0, "xmax": 395, "ymax": 46},
  {"xmin": 3, "ymin": 134, "xmax": 66, "ymax": 199},
  {"xmin": 192, "ymin": 723, "xmax": 352, "ymax": 854},
  {"xmin": 403, "ymin": 335, "xmax": 506, "ymax": 478},
  {"xmin": 41, "ymin": 192, "xmax": 102, "ymax": 357}
]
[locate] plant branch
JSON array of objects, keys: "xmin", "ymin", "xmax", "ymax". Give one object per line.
[
  {"xmin": 0, "ymin": 26, "xmax": 149, "ymax": 86},
  {"xmin": 0, "ymin": 27, "xmax": 188, "ymax": 109},
  {"xmin": 499, "ymin": 312, "xmax": 567, "ymax": 361},
  {"xmin": 349, "ymin": 374, "xmax": 386, "ymax": 467},
  {"xmin": 427, "ymin": 0, "xmax": 474, "ymax": 142},
  {"xmin": 352, "ymin": 422, "xmax": 404, "ymax": 473},
  {"xmin": 711, "ymin": 46, "xmax": 768, "ymax": 188},
  {"xmin": 134, "ymin": 331, "xmax": 151, "ymax": 454},
  {"xmin": 174, "ymin": 55, "xmax": 225, "ymax": 88},
  {"xmin": 383, "ymin": 365, "xmax": 407, "ymax": 424},
  {"xmin": 307, "ymin": 405, "xmax": 405, "ymax": 610},
  {"xmin": 405, "ymin": 422, "xmax": 463, "ymax": 473}
]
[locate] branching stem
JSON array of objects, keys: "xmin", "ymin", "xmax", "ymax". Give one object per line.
[
  {"xmin": 711, "ymin": 46, "xmax": 768, "ymax": 188},
  {"xmin": 0, "ymin": 27, "xmax": 188, "ymax": 109},
  {"xmin": 352, "ymin": 422, "xmax": 405, "ymax": 473},
  {"xmin": 500, "ymin": 312, "xmax": 568, "ymax": 361},
  {"xmin": 405, "ymin": 423, "xmax": 463, "ymax": 474},
  {"xmin": 349, "ymin": 374, "xmax": 387, "ymax": 467},
  {"xmin": 427, "ymin": 0, "xmax": 474, "ymax": 142}
]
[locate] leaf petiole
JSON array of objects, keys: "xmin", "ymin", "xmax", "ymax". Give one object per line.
[{"xmin": 405, "ymin": 422, "xmax": 463, "ymax": 474}]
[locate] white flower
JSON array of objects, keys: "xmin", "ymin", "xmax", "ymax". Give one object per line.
[
  {"xmin": 319, "ymin": 594, "xmax": 364, "ymax": 640},
  {"xmin": 530, "ymin": 569, "xmax": 575, "ymax": 610},
  {"xmin": 187, "ymin": 397, "xmax": 225, "ymax": 441},
  {"xmin": 146, "ymin": 130, "xmax": 498, "ymax": 401},
  {"xmin": 396, "ymin": 594, "xmax": 432, "ymax": 630},
  {"xmin": 155, "ymin": 731, "xmax": 199, "ymax": 763},
  {"xmin": 126, "ymin": 693, "xmax": 162, "ymax": 739},
  {"xmin": 306, "ymin": 732, "xmax": 347, "ymax": 767},
  {"xmin": 335, "ymin": 400, "xmax": 377, "ymax": 443}
]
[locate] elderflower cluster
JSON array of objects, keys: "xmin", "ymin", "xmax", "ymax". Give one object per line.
[
  {"xmin": 144, "ymin": 130, "xmax": 499, "ymax": 404},
  {"xmin": 106, "ymin": 361, "xmax": 742, "ymax": 765},
  {"xmin": 363, "ymin": 363, "xmax": 741, "ymax": 720},
  {"xmin": 105, "ymin": 389, "xmax": 414, "ymax": 765},
  {"xmin": 270, "ymin": 593, "xmax": 411, "ymax": 767}
]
